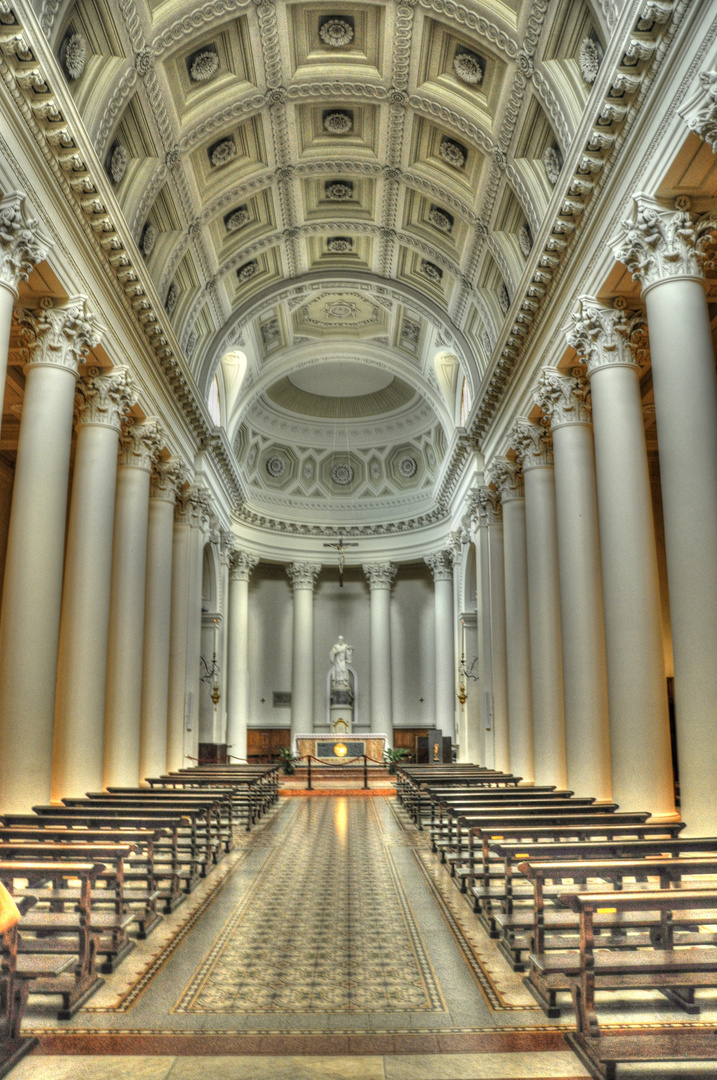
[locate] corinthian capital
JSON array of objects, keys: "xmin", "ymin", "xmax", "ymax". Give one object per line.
[
  {"xmin": 150, "ymin": 458, "xmax": 189, "ymax": 501},
  {"xmin": 564, "ymin": 296, "xmax": 649, "ymax": 374},
  {"xmin": 75, "ymin": 365, "xmax": 136, "ymax": 431},
  {"xmin": 610, "ymin": 193, "xmax": 717, "ymax": 289},
  {"xmin": 287, "ymin": 562, "xmax": 321, "ymax": 590},
  {"xmin": 363, "ymin": 562, "xmax": 397, "ymax": 590},
  {"xmin": 0, "ymin": 192, "xmax": 51, "ymax": 295},
  {"xmin": 477, "ymin": 486, "xmax": 502, "ymax": 526},
  {"xmin": 682, "ymin": 70, "xmax": 717, "ymax": 152},
  {"xmin": 535, "ymin": 368, "xmax": 591, "ymax": 427},
  {"xmin": 487, "ymin": 458, "xmax": 523, "ymax": 502},
  {"xmin": 118, "ymin": 416, "xmax": 163, "ymax": 470},
  {"xmin": 17, "ymin": 295, "xmax": 104, "ymax": 374},
  {"xmin": 425, "ymin": 550, "xmax": 452, "ymax": 581},
  {"xmin": 511, "ymin": 417, "xmax": 552, "ymax": 469},
  {"xmin": 230, "ymin": 550, "xmax": 260, "ymax": 581}
]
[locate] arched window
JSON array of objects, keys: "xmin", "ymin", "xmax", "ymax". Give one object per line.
[
  {"xmin": 459, "ymin": 377, "xmax": 471, "ymax": 427},
  {"xmin": 208, "ymin": 375, "xmax": 221, "ymax": 426}
]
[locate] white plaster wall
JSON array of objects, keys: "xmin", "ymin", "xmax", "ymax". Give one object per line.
[
  {"xmin": 247, "ymin": 565, "xmax": 294, "ymax": 729},
  {"xmin": 391, "ymin": 566, "xmax": 436, "ymax": 729}
]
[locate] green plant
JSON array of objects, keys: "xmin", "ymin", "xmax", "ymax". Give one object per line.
[
  {"xmin": 278, "ymin": 746, "xmax": 300, "ymax": 775},
  {"xmin": 383, "ymin": 747, "xmax": 410, "ymax": 774}
]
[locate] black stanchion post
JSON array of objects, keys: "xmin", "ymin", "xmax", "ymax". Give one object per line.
[
  {"xmin": 307, "ymin": 755, "xmax": 312, "ymax": 791},
  {"xmin": 363, "ymin": 754, "xmax": 368, "ymax": 790}
]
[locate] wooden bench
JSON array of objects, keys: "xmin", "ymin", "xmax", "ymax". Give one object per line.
[{"xmin": 559, "ymin": 889, "xmax": 717, "ymax": 1079}]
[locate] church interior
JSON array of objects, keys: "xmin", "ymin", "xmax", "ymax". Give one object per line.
[{"xmin": 1, "ymin": 0, "xmax": 717, "ymax": 1075}]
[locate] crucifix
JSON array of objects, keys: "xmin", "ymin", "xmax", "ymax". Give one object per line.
[{"xmin": 323, "ymin": 535, "xmax": 358, "ymax": 586}]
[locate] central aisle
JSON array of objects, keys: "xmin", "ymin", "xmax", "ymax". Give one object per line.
[{"xmin": 16, "ymin": 796, "xmax": 589, "ymax": 1078}]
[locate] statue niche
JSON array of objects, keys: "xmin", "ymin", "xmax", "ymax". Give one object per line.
[{"xmin": 329, "ymin": 635, "xmax": 354, "ymax": 732}]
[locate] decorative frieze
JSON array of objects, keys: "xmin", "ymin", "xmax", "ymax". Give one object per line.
[
  {"xmin": 535, "ymin": 368, "xmax": 592, "ymax": 427},
  {"xmin": 286, "ymin": 562, "xmax": 321, "ymax": 590},
  {"xmin": 75, "ymin": 365, "xmax": 136, "ymax": 431},
  {"xmin": 363, "ymin": 563, "xmax": 397, "ymax": 590},
  {"xmin": 610, "ymin": 193, "xmax": 717, "ymax": 290},
  {"xmin": 511, "ymin": 417, "xmax": 552, "ymax": 469},
  {"xmin": 17, "ymin": 296, "xmax": 104, "ymax": 374},
  {"xmin": 425, "ymin": 550, "xmax": 452, "ymax": 581},
  {"xmin": 230, "ymin": 551, "xmax": 260, "ymax": 581},
  {"xmin": 488, "ymin": 458, "xmax": 523, "ymax": 502},
  {"xmin": 118, "ymin": 416, "xmax": 163, "ymax": 471},
  {"xmin": 0, "ymin": 192, "xmax": 51, "ymax": 295},
  {"xmin": 564, "ymin": 295, "xmax": 649, "ymax": 373}
]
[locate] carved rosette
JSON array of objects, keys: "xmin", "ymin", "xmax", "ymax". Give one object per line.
[
  {"xmin": 488, "ymin": 458, "xmax": 524, "ymax": 502},
  {"xmin": 363, "ymin": 562, "xmax": 397, "ymax": 590},
  {"xmin": 511, "ymin": 417, "xmax": 553, "ymax": 470},
  {"xmin": 75, "ymin": 365, "xmax": 136, "ymax": 432},
  {"xmin": 564, "ymin": 296, "xmax": 649, "ymax": 374},
  {"xmin": 230, "ymin": 551, "xmax": 260, "ymax": 581},
  {"xmin": 424, "ymin": 551, "xmax": 452, "ymax": 582},
  {"xmin": 286, "ymin": 562, "xmax": 321, "ymax": 590},
  {"xmin": 150, "ymin": 459, "xmax": 189, "ymax": 502},
  {"xmin": 535, "ymin": 368, "xmax": 592, "ymax": 427},
  {"xmin": 17, "ymin": 296, "xmax": 104, "ymax": 374},
  {"xmin": 610, "ymin": 192, "xmax": 717, "ymax": 290},
  {"xmin": 0, "ymin": 192, "xmax": 51, "ymax": 295},
  {"xmin": 118, "ymin": 417, "xmax": 163, "ymax": 471}
]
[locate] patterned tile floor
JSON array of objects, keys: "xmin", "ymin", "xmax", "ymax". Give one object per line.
[{"xmin": 14, "ymin": 795, "xmax": 717, "ymax": 1076}]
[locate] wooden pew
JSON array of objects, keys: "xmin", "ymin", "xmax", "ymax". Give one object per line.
[
  {"xmin": 0, "ymin": 860, "xmax": 106, "ymax": 1018},
  {"xmin": 560, "ymin": 889, "xmax": 717, "ymax": 1080}
]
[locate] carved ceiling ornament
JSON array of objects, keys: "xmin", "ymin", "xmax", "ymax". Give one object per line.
[
  {"xmin": 266, "ymin": 454, "xmax": 287, "ymax": 477},
  {"xmin": 398, "ymin": 455, "xmax": 417, "ymax": 477},
  {"xmin": 210, "ymin": 138, "xmax": 237, "ymax": 167},
  {"xmin": 17, "ymin": 296, "xmax": 104, "ymax": 374},
  {"xmin": 518, "ymin": 223, "xmax": 532, "ymax": 256},
  {"xmin": 331, "ymin": 461, "xmax": 354, "ymax": 485},
  {"xmin": 190, "ymin": 49, "xmax": 220, "ymax": 82},
  {"xmin": 75, "ymin": 365, "xmax": 137, "ymax": 431},
  {"xmin": 140, "ymin": 221, "xmax": 157, "ymax": 257},
  {"xmin": 323, "ymin": 111, "xmax": 353, "ymax": 135},
  {"xmin": 420, "ymin": 259, "xmax": 443, "ymax": 282},
  {"xmin": 109, "ymin": 143, "xmax": 128, "ymax": 184},
  {"xmin": 0, "ymin": 191, "xmax": 51, "ymax": 294},
  {"xmin": 453, "ymin": 49, "xmax": 484, "ymax": 86},
  {"xmin": 610, "ymin": 192, "xmax": 717, "ymax": 291},
  {"xmin": 428, "ymin": 206, "xmax": 453, "ymax": 232},
  {"xmin": 564, "ymin": 295, "xmax": 649, "ymax": 374},
  {"xmin": 535, "ymin": 368, "xmax": 591, "ymax": 428},
  {"xmin": 327, "ymin": 236, "xmax": 353, "ymax": 252},
  {"xmin": 487, "ymin": 458, "xmax": 523, "ymax": 502},
  {"xmin": 165, "ymin": 282, "xmax": 179, "ymax": 315},
  {"xmin": 225, "ymin": 206, "xmax": 250, "ymax": 232},
  {"xmin": 578, "ymin": 37, "xmax": 603, "ymax": 83},
  {"xmin": 63, "ymin": 32, "xmax": 87, "ymax": 80},
  {"xmin": 237, "ymin": 260, "xmax": 259, "ymax": 282},
  {"xmin": 118, "ymin": 416, "xmax": 163, "ymax": 471},
  {"xmin": 319, "ymin": 17, "xmax": 354, "ymax": 48},
  {"xmin": 325, "ymin": 181, "xmax": 353, "ymax": 201},
  {"xmin": 543, "ymin": 144, "xmax": 562, "ymax": 184},
  {"xmin": 511, "ymin": 416, "xmax": 552, "ymax": 469},
  {"xmin": 363, "ymin": 562, "xmax": 397, "ymax": 589},
  {"xmin": 438, "ymin": 137, "xmax": 466, "ymax": 169}
]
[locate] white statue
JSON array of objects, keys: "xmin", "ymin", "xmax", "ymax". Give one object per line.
[{"xmin": 329, "ymin": 634, "xmax": 353, "ymax": 687}]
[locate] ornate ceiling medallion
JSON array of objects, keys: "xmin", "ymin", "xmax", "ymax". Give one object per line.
[
  {"xmin": 498, "ymin": 282, "xmax": 510, "ymax": 314},
  {"xmin": 578, "ymin": 37, "xmax": 603, "ymax": 83},
  {"xmin": 140, "ymin": 222, "xmax": 157, "ymax": 257},
  {"xmin": 319, "ymin": 17, "xmax": 354, "ymax": 48},
  {"xmin": 209, "ymin": 138, "xmax": 237, "ymax": 168},
  {"xmin": 453, "ymin": 49, "xmax": 484, "ymax": 86},
  {"xmin": 518, "ymin": 223, "xmax": 532, "ymax": 256},
  {"xmin": 323, "ymin": 111, "xmax": 353, "ymax": 136},
  {"xmin": 331, "ymin": 462, "xmax": 354, "ymax": 486},
  {"xmin": 63, "ymin": 32, "xmax": 87, "ymax": 80},
  {"xmin": 325, "ymin": 181, "xmax": 354, "ymax": 201},
  {"xmin": 109, "ymin": 143, "xmax": 128, "ymax": 184},
  {"xmin": 266, "ymin": 455, "xmax": 287, "ymax": 477},
  {"xmin": 543, "ymin": 144, "xmax": 562, "ymax": 184},
  {"xmin": 398, "ymin": 456, "xmax": 417, "ymax": 478},
  {"xmin": 165, "ymin": 282, "xmax": 179, "ymax": 315},
  {"xmin": 323, "ymin": 300, "xmax": 359, "ymax": 320},
  {"xmin": 438, "ymin": 138, "xmax": 466, "ymax": 169},
  {"xmin": 237, "ymin": 260, "xmax": 259, "ymax": 282},
  {"xmin": 420, "ymin": 260, "xmax": 443, "ymax": 283},
  {"xmin": 327, "ymin": 237, "xmax": 353, "ymax": 252},
  {"xmin": 189, "ymin": 48, "xmax": 220, "ymax": 83},
  {"xmin": 428, "ymin": 206, "xmax": 453, "ymax": 233},
  {"xmin": 225, "ymin": 206, "xmax": 250, "ymax": 232}
]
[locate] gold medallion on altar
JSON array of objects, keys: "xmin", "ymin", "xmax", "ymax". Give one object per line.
[{"xmin": 333, "ymin": 741, "xmax": 348, "ymax": 757}]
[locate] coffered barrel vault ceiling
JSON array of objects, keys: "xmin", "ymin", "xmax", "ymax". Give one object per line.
[{"xmin": 30, "ymin": 0, "xmax": 615, "ymax": 530}]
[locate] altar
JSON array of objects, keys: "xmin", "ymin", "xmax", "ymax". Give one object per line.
[{"xmin": 294, "ymin": 734, "xmax": 388, "ymax": 762}]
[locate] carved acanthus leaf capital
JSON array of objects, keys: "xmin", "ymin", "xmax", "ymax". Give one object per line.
[
  {"xmin": 535, "ymin": 367, "xmax": 592, "ymax": 427},
  {"xmin": 511, "ymin": 417, "xmax": 552, "ymax": 469},
  {"xmin": 287, "ymin": 562, "xmax": 321, "ymax": 590},
  {"xmin": 150, "ymin": 458, "xmax": 189, "ymax": 501},
  {"xmin": 230, "ymin": 550, "xmax": 260, "ymax": 581},
  {"xmin": 682, "ymin": 70, "xmax": 717, "ymax": 152},
  {"xmin": 0, "ymin": 192, "xmax": 51, "ymax": 294},
  {"xmin": 363, "ymin": 562, "xmax": 397, "ymax": 590},
  {"xmin": 176, "ymin": 486, "xmax": 214, "ymax": 529},
  {"xmin": 17, "ymin": 295, "xmax": 104, "ymax": 374},
  {"xmin": 564, "ymin": 295, "xmax": 649, "ymax": 374},
  {"xmin": 425, "ymin": 550, "xmax": 453, "ymax": 581},
  {"xmin": 75, "ymin": 365, "xmax": 136, "ymax": 431},
  {"xmin": 477, "ymin": 486, "xmax": 502, "ymax": 526},
  {"xmin": 118, "ymin": 417, "xmax": 163, "ymax": 471},
  {"xmin": 487, "ymin": 458, "xmax": 524, "ymax": 501},
  {"xmin": 610, "ymin": 192, "xmax": 717, "ymax": 289}
]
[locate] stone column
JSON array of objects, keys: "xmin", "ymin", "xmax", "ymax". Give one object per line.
[
  {"xmin": 511, "ymin": 418, "xmax": 566, "ymax": 789},
  {"xmin": 489, "ymin": 460, "xmax": 534, "ymax": 783},
  {"xmin": 139, "ymin": 460, "xmax": 185, "ymax": 784},
  {"xmin": 287, "ymin": 563, "xmax": 321, "ymax": 742},
  {"xmin": 477, "ymin": 487, "xmax": 510, "ymax": 772},
  {"xmin": 0, "ymin": 193, "xmax": 51, "ymax": 444},
  {"xmin": 424, "ymin": 551, "xmax": 455, "ymax": 740},
  {"xmin": 52, "ymin": 366, "xmax": 136, "ymax": 799},
  {"xmin": 363, "ymin": 563, "xmax": 397, "ymax": 740},
  {"xmin": 467, "ymin": 490, "xmax": 490, "ymax": 766},
  {"xmin": 186, "ymin": 491, "xmax": 213, "ymax": 763},
  {"xmin": 166, "ymin": 490, "xmax": 193, "ymax": 772},
  {"xmin": 612, "ymin": 194, "xmax": 717, "ymax": 832},
  {"xmin": 0, "ymin": 297, "xmax": 103, "ymax": 811},
  {"xmin": 227, "ymin": 551, "xmax": 259, "ymax": 762},
  {"xmin": 566, "ymin": 296, "xmax": 674, "ymax": 817},
  {"xmin": 535, "ymin": 369, "xmax": 612, "ymax": 801},
  {"xmin": 103, "ymin": 418, "xmax": 163, "ymax": 789}
]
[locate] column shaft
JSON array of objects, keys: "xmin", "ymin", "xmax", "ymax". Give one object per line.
[
  {"xmin": 227, "ymin": 553, "xmax": 258, "ymax": 762},
  {"xmin": 166, "ymin": 519, "xmax": 191, "ymax": 771},
  {"xmin": 500, "ymin": 487, "xmax": 534, "ymax": 782},
  {"xmin": 487, "ymin": 518, "xmax": 510, "ymax": 772},
  {"xmin": 288, "ymin": 564, "xmax": 320, "ymax": 741}
]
